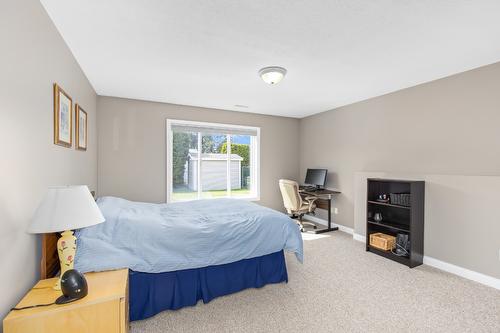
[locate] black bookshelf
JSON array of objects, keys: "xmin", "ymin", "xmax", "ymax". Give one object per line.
[{"xmin": 366, "ymin": 178, "xmax": 425, "ymax": 268}]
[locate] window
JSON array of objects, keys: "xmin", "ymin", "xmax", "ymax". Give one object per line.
[{"xmin": 166, "ymin": 119, "xmax": 260, "ymax": 202}]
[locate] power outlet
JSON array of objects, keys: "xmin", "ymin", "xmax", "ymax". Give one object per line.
[{"xmin": 333, "ymin": 207, "xmax": 339, "ymax": 215}]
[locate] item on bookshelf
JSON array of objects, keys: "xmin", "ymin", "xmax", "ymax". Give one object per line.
[
  {"xmin": 390, "ymin": 193, "xmax": 411, "ymax": 206},
  {"xmin": 392, "ymin": 233, "xmax": 410, "ymax": 256},
  {"xmin": 376, "ymin": 194, "xmax": 390, "ymax": 203},
  {"xmin": 367, "ymin": 211, "xmax": 373, "ymax": 219},
  {"xmin": 373, "ymin": 212, "xmax": 383, "ymax": 222},
  {"xmin": 369, "ymin": 232, "xmax": 396, "ymax": 251}
]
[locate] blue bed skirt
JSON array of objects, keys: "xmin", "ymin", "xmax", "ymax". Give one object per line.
[{"xmin": 129, "ymin": 250, "xmax": 288, "ymax": 321}]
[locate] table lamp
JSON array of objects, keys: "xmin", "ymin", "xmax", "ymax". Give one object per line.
[{"xmin": 27, "ymin": 185, "xmax": 105, "ymax": 289}]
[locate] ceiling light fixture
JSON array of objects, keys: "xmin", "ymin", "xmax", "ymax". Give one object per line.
[{"xmin": 259, "ymin": 66, "xmax": 287, "ymax": 85}]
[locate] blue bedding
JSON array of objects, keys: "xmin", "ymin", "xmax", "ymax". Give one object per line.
[{"xmin": 75, "ymin": 197, "xmax": 303, "ymax": 273}]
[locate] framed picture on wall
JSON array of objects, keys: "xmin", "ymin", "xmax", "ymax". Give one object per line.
[
  {"xmin": 53, "ymin": 83, "xmax": 72, "ymax": 147},
  {"xmin": 75, "ymin": 104, "xmax": 87, "ymax": 151}
]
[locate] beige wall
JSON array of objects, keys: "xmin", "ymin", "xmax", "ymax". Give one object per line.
[
  {"xmin": 300, "ymin": 62, "xmax": 500, "ymax": 278},
  {"xmin": 97, "ymin": 96, "xmax": 300, "ymax": 211},
  {"xmin": 0, "ymin": 0, "xmax": 97, "ymax": 324}
]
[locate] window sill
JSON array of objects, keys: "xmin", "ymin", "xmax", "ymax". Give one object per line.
[{"xmin": 168, "ymin": 196, "xmax": 260, "ymax": 204}]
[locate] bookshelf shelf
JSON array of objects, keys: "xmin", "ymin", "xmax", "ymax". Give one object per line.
[
  {"xmin": 367, "ymin": 220, "xmax": 410, "ymax": 233},
  {"xmin": 367, "ymin": 200, "xmax": 410, "ymax": 210}
]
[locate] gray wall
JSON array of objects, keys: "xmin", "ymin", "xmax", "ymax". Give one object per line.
[
  {"xmin": 0, "ymin": 0, "xmax": 97, "ymax": 324},
  {"xmin": 97, "ymin": 96, "xmax": 300, "ymax": 211},
  {"xmin": 300, "ymin": 62, "xmax": 500, "ymax": 277}
]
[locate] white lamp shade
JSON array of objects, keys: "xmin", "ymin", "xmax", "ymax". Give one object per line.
[{"xmin": 27, "ymin": 185, "xmax": 105, "ymax": 233}]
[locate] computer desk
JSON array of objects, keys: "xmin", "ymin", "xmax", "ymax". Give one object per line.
[{"xmin": 299, "ymin": 188, "xmax": 341, "ymax": 234}]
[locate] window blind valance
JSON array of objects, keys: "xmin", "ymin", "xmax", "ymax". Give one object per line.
[{"xmin": 171, "ymin": 123, "xmax": 259, "ymax": 137}]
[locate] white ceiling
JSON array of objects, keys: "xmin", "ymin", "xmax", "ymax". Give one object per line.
[{"xmin": 40, "ymin": 0, "xmax": 500, "ymax": 118}]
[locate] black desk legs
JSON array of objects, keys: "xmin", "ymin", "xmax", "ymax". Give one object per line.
[
  {"xmin": 311, "ymin": 196, "xmax": 339, "ymax": 234},
  {"xmin": 328, "ymin": 198, "xmax": 331, "ymax": 228}
]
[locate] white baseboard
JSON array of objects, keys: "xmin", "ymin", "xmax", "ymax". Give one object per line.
[
  {"xmin": 353, "ymin": 233, "xmax": 366, "ymax": 243},
  {"xmin": 352, "ymin": 233, "xmax": 499, "ymax": 290},
  {"xmin": 423, "ymin": 256, "xmax": 500, "ymax": 290},
  {"xmin": 303, "ymin": 215, "xmax": 354, "ymax": 234}
]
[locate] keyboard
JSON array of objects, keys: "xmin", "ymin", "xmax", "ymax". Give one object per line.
[{"xmin": 299, "ymin": 185, "xmax": 317, "ymax": 192}]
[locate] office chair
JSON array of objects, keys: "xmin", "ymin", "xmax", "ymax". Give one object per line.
[{"xmin": 279, "ymin": 179, "xmax": 318, "ymax": 232}]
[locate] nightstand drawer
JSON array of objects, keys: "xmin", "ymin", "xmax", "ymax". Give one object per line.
[{"xmin": 4, "ymin": 299, "xmax": 121, "ymax": 333}]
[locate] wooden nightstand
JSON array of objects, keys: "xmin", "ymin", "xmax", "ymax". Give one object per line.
[{"xmin": 3, "ymin": 269, "xmax": 129, "ymax": 333}]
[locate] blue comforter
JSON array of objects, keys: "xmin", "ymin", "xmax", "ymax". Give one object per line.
[{"xmin": 75, "ymin": 197, "xmax": 303, "ymax": 273}]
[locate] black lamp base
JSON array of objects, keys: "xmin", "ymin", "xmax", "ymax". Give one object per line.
[{"xmin": 55, "ymin": 294, "xmax": 84, "ymax": 305}]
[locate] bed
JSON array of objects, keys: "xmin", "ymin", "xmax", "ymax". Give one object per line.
[{"xmin": 41, "ymin": 197, "xmax": 303, "ymax": 321}]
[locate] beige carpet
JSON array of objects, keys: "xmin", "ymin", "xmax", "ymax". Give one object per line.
[{"xmin": 131, "ymin": 231, "xmax": 500, "ymax": 333}]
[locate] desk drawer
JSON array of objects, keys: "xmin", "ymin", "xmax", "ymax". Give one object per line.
[{"xmin": 315, "ymin": 199, "xmax": 329, "ymax": 210}]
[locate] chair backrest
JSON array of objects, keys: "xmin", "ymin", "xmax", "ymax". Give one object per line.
[{"xmin": 279, "ymin": 179, "xmax": 302, "ymax": 214}]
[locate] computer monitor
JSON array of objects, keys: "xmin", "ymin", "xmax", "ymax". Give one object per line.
[{"xmin": 304, "ymin": 169, "xmax": 328, "ymax": 189}]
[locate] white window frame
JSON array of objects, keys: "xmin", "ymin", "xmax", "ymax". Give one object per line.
[{"xmin": 166, "ymin": 119, "xmax": 260, "ymax": 203}]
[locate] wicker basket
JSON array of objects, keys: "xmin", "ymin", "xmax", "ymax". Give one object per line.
[
  {"xmin": 369, "ymin": 233, "xmax": 396, "ymax": 251},
  {"xmin": 390, "ymin": 193, "xmax": 411, "ymax": 206}
]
